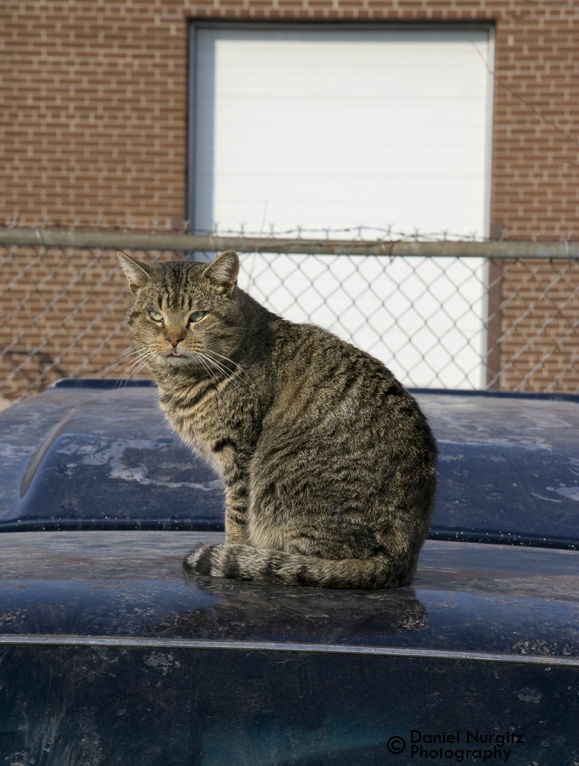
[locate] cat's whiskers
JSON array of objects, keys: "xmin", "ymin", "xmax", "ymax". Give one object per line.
[
  {"xmin": 202, "ymin": 349, "xmax": 236, "ymax": 375},
  {"xmin": 124, "ymin": 347, "xmax": 156, "ymax": 369},
  {"xmin": 115, "ymin": 345, "xmax": 138, "ymax": 363},
  {"xmin": 106, "ymin": 345, "xmax": 140, "ymax": 376},
  {"xmin": 204, "ymin": 348, "xmax": 238, "ymax": 365},
  {"xmin": 196, "ymin": 351, "xmax": 235, "ymax": 379},
  {"xmin": 106, "ymin": 346, "xmax": 144, "ymax": 383},
  {"xmin": 196, "ymin": 350, "xmax": 245, "ymax": 391},
  {"xmin": 115, "ymin": 347, "xmax": 157, "ymax": 384},
  {"xmin": 206, "ymin": 349, "xmax": 259, "ymax": 395},
  {"xmin": 195, "ymin": 354, "xmax": 222, "ymax": 386}
]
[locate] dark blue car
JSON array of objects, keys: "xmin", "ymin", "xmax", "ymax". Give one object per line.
[{"xmin": 0, "ymin": 380, "xmax": 577, "ymax": 765}]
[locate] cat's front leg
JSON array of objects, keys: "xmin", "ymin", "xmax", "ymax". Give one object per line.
[
  {"xmin": 212, "ymin": 445, "xmax": 251, "ymax": 544},
  {"xmin": 224, "ymin": 482, "xmax": 250, "ymax": 543}
]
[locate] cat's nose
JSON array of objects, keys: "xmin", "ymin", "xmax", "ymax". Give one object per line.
[{"xmin": 166, "ymin": 333, "xmax": 185, "ymax": 348}]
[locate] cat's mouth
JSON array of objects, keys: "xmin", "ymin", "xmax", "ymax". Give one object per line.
[{"xmin": 162, "ymin": 349, "xmax": 191, "ymax": 363}]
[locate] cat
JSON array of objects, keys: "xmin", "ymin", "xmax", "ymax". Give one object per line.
[{"xmin": 118, "ymin": 249, "xmax": 437, "ymax": 589}]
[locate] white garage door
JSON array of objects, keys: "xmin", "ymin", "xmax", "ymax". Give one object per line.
[{"xmin": 190, "ymin": 25, "xmax": 494, "ymax": 388}]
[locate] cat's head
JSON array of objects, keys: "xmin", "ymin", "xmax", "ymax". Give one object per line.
[{"xmin": 117, "ymin": 250, "xmax": 243, "ymax": 375}]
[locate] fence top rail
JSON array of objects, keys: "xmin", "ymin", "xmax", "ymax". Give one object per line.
[{"xmin": 1, "ymin": 227, "xmax": 579, "ymax": 259}]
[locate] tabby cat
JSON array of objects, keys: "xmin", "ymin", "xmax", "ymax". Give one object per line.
[{"xmin": 118, "ymin": 249, "xmax": 437, "ymax": 589}]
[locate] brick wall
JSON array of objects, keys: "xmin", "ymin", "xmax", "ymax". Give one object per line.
[
  {"xmin": 1, "ymin": 1, "xmax": 187, "ymax": 231},
  {"xmin": 497, "ymin": 258, "xmax": 579, "ymax": 392},
  {"xmin": 1, "ymin": 0, "xmax": 577, "ymax": 395},
  {"xmin": 2, "ymin": 0, "xmax": 577, "ymax": 235}
]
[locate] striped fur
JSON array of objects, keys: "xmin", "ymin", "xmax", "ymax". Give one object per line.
[{"xmin": 118, "ymin": 250, "xmax": 437, "ymax": 589}]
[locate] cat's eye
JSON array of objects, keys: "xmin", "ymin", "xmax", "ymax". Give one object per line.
[
  {"xmin": 148, "ymin": 310, "xmax": 163, "ymax": 323},
  {"xmin": 189, "ymin": 311, "xmax": 207, "ymax": 324}
]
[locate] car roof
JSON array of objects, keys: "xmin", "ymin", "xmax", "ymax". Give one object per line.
[
  {"xmin": 1, "ymin": 379, "xmax": 578, "ymax": 549},
  {"xmin": 1, "ymin": 531, "xmax": 578, "ymax": 662},
  {"xmin": 1, "ymin": 382, "xmax": 578, "ymax": 660}
]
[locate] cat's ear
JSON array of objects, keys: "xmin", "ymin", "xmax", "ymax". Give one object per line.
[
  {"xmin": 202, "ymin": 250, "xmax": 239, "ymax": 296},
  {"xmin": 117, "ymin": 251, "xmax": 151, "ymax": 294}
]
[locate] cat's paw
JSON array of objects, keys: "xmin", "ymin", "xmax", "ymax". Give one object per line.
[{"xmin": 184, "ymin": 543, "xmax": 218, "ymax": 576}]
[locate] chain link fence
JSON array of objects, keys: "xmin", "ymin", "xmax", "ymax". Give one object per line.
[{"xmin": 1, "ymin": 227, "xmax": 578, "ymax": 404}]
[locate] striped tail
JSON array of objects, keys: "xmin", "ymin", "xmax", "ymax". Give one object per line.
[{"xmin": 184, "ymin": 542, "xmax": 415, "ymax": 589}]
